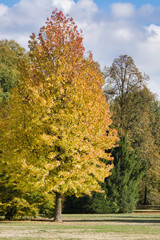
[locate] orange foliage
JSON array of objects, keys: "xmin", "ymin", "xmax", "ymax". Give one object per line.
[{"xmin": 1, "ymin": 10, "xmax": 118, "ymax": 198}]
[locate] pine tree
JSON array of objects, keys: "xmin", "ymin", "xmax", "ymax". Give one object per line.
[{"xmin": 105, "ymin": 137, "xmax": 143, "ymax": 213}]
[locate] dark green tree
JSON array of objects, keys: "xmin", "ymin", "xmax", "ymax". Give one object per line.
[
  {"xmin": 63, "ymin": 189, "xmax": 108, "ymax": 214},
  {"xmin": 105, "ymin": 137, "xmax": 143, "ymax": 213}
]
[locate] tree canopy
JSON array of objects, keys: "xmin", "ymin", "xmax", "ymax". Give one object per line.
[
  {"xmin": 0, "ymin": 39, "xmax": 25, "ymax": 102},
  {"xmin": 0, "ymin": 10, "xmax": 118, "ymax": 221},
  {"xmin": 103, "ymin": 55, "xmax": 160, "ymax": 206}
]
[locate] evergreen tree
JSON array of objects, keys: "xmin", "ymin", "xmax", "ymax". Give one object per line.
[
  {"xmin": 105, "ymin": 137, "xmax": 143, "ymax": 213},
  {"xmin": 63, "ymin": 189, "xmax": 108, "ymax": 214}
]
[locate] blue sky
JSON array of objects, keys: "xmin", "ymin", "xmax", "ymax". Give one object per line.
[
  {"xmin": 0, "ymin": 0, "xmax": 19, "ymax": 7},
  {"xmin": 95, "ymin": 0, "xmax": 160, "ymax": 10},
  {"xmin": 2, "ymin": 0, "xmax": 160, "ymax": 8},
  {"xmin": 0, "ymin": 0, "xmax": 160, "ymax": 97}
]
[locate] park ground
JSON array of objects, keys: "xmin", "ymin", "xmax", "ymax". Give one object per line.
[{"xmin": 0, "ymin": 211, "xmax": 160, "ymax": 240}]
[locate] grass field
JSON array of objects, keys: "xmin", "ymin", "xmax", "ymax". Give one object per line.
[{"xmin": 0, "ymin": 212, "xmax": 160, "ymax": 239}]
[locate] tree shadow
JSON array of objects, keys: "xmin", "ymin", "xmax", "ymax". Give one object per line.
[
  {"xmin": 63, "ymin": 215, "xmax": 160, "ymax": 224},
  {"xmin": 1, "ymin": 214, "xmax": 160, "ymax": 224}
]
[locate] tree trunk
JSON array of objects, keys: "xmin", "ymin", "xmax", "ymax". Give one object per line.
[
  {"xmin": 54, "ymin": 192, "xmax": 62, "ymax": 222},
  {"xmin": 143, "ymin": 185, "xmax": 148, "ymax": 205}
]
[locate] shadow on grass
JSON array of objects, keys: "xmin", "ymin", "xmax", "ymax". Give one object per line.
[
  {"xmin": 0, "ymin": 219, "xmax": 160, "ymax": 224},
  {"xmin": 63, "ymin": 215, "xmax": 160, "ymax": 224},
  {"xmin": 1, "ymin": 214, "xmax": 160, "ymax": 224}
]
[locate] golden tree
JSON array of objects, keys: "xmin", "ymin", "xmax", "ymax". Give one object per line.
[{"xmin": 1, "ymin": 10, "xmax": 118, "ymax": 221}]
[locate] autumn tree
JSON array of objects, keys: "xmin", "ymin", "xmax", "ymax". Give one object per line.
[
  {"xmin": 103, "ymin": 55, "xmax": 148, "ymax": 99},
  {"xmin": 0, "ymin": 39, "xmax": 25, "ymax": 102},
  {"xmin": 103, "ymin": 56, "xmax": 160, "ymax": 206},
  {"xmin": 0, "ymin": 40, "xmax": 29, "ymax": 219},
  {"xmin": 103, "ymin": 55, "xmax": 148, "ymax": 136},
  {"xmin": 149, "ymin": 101, "xmax": 160, "ymax": 205},
  {"xmin": 0, "ymin": 10, "xmax": 118, "ymax": 221},
  {"xmin": 133, "ymin": 88, "xmax": 160, "ymax": 205},
  {"xmin": 112, "ymin": 86, "xmax": 160, "ymax": 206},
  {"xmin": 0, "ymin": 94, "xmax": 56, "ymax": 220},
  {"xmin": 0, "ymin": 40, "xmax": 53, "ymax": 220}
]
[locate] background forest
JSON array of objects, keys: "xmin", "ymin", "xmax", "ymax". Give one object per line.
[{"xmin": 0, "ymin": 34, "xmax": 160, "ymax": 220}]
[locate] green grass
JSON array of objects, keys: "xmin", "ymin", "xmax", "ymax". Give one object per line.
[{"xmin": 0, "ymin": 212, "xmax": 160, "ymax": 239}]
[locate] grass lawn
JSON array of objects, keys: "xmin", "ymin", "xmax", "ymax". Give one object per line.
[{"xmin": 0, "ymin": 212, "xmax": 160, "ymax": 239}]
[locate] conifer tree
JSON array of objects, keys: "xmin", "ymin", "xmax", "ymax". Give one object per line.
[{"xmin": 105, "ymin": 137, "xmax": 143, "ymax": 213}]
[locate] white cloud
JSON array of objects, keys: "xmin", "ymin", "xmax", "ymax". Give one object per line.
[
  {"xmin": 111, "ymin": 3, "xmax": 135, "ymax": 19},
  {"xmin": 114, "ymin": 28, "xmax": 134, "ymax": 41},
  {"xmin": 0, "ymin": 0, "xmax": 160, "ymax": 98},
  {"xmin": 70, "ymin": 0, "xmax": 98, "ymax": 23},
  {"xmin": 52, "ymin": 0, "xmax": 75, "ymax": 13},
  {"xmin": 138, "ymin": 4, "xmax": 155, "ymax": 18},
  {"xmin": 0, "ymin": 4, "xmax": 8, "ymax": 17},
  {"xmin": 75, "ymin": 0, "xmax": 98, "ymax": 12},
  {"xmin": 147, "ymin": 24, "xmax": 160, "ymax": 43},
  {"xmin": 136, "ymin": 24, "xmax": 160, "ymax": 78}
]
